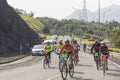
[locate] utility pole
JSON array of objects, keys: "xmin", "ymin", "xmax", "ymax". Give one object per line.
[
  {"xmin": 83, "ymin": 0, "xmax": 87, "ymax": 21},
  {"xmin": 98, "ymin": 0, "xmax": 100, "ymax": 39}
]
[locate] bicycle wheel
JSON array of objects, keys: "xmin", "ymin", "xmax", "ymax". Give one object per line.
[
  {"xmin": 73, "ymin": 58, "xmax": 78, "ymax": 66},
  {"xmin": 103, "ymin": 61, "xmax": 106, "ymax": 76},
  {"xmin": 69, "ymin": 64, "xmax": 74, "ymax": 77},
  {"xmin": 43, "ymin": 59, "xmax": 46, "ymax": 69},
  {"xmin": 47, "ymin": 59, "xmax": 50, "ymax": 68},
  {"xmin": 59, "ymin": 60, "xmax": 63, "ymax": 71},
  {"xmin": 61, "ymin": 63, "xmax": 68, "ymax": 80},
  {"xmin": 95, "ymin": 57, "xmax": 99, "ymax": 70}
]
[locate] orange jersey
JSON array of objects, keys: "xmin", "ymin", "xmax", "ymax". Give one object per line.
[{"xmin": 60, "ymin": 44, "xmax": 75, "ymax": 54}]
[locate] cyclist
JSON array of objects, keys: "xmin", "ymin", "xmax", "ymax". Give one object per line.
[
  {"xmin": 100, "ymin": 41, "xmax": 109, "ymax": 70},
  {"xmin": 91, "ymin": 39, "xmax": 101, "ymax": 61},
  {"xmin": 59, "ymin": 40, "xmax": 76, "ymax": 64},
  {"xmin": 72, "ymin": 40, "xmax": 80, "ymax": 61},
  {"xmin": 58, "ymin": 40, "xmax": 63, "ymax": 48},
  {"xmin": 44, "ymin": 41, "xmax": 52, "ymax": 61},
  {"xmin": 83, "ymin": 43, "xmax": 87, "ymax": 52},
  {"xmin": 71, "ymin": 38, "xmax": 75, "ymax": 44},
  {"xmin": 56, "ymin": 40, "xmax": 63, "ymax": 54}
]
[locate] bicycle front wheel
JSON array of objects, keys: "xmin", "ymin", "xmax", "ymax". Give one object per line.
[
  {"xmin": 59, "ymin": 60, "xmax": 63, "ymax": 72},
  {"xmin": 103, "ymin": 61, "xmax": 106, "ymax": 76},
  {"xmin": 61, "ymin": 63, "xmax": 68, "ymax": 80},
  {"xmin": 43, "ymin": 59, "xmax": 46, "ymax": 69}
]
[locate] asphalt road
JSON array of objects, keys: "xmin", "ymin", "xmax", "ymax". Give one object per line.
[{"xmin": 0, "ymin": 36, "xmax": 119, "ymax": 80}]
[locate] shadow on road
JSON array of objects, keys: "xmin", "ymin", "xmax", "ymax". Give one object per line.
[
  {"xmin": 50, "ymin": 66, "xmax": 59, "ymax": 69},
  {"xmin": 78, "ymin": 64, "xmax": 93, "ymax": 67},
  {"xmin": 108, "ymin": 69, "xmax": 120, "ymax": 72},
  {"xmin": 72, "ymin": 76, "xmax": 94, "ymax": 80},
  {"xmin": 74, "ymin": 71, "xmax": 84, "ymax": 74},
  {"xmin": 106, "ymin": 72, "xmax": 120, "ymax": 77}
]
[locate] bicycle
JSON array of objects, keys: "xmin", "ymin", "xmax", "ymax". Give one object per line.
[
  {"xmin": 101, "ymin": 55, "xmax": 107, "ymax": 76},
  {"xmin": 68, "ymin": 54, "xmax": 74, "ymax": 78},
  {"xmin": 59, "ymin": 52, "xmax": 74, "ymax": 80},
  {"xmin": 59, "ymin": 52, "xmax": 68, "ymax": 80},
  {"xmin": 93, "ymin": 52, "xmax": 100, "ymax": 70},
  {"xmin": 59, "ymin": 52, "xmax": 68, "ymax": 72},
  {"xmin": 83, "ymin": 47, "xmax": 86, "ymax": 52},
  {"xmin": 43, "ymin": 51, "xmax": 50, "ymax": 69}
]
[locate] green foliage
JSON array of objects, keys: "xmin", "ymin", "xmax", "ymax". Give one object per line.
[
  {"xmin": 110, "ymin": 27, "xmax": 120, "ymax": 47},
  {"xmin": 20, "ymin": 14, "xmax": 44, "ymax": 35},
  {"xmin": 109, "ymin": 47, "xmax": 120, "ymax": 53}
]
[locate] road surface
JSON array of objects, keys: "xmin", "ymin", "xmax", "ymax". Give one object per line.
[{"xmin": 0, "ymin": 36, "xmax": 119, "ymax": 80}]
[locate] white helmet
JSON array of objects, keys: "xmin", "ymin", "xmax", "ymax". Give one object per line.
[
  {"xmin": 101, "ymin": 41, "xmax": 105, "ymax": 44},
  {"xmin": 95, "ymin": 39, "xmax": 100, "ymax": 43}
]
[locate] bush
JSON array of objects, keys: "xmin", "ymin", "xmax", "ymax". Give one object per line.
[{"xmin": 110, "ymin": 27, "xmax": 120, "ymax": 47}]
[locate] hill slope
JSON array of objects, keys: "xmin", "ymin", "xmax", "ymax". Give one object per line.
[
  {"xmin": 0, "ymin": 0, "xmax": 43, "ymax": 56},
  {"xmin": 20, "ymin": 14, "xmax": 45, "ymax": 35}
]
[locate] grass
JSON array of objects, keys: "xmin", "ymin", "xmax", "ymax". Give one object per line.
[
  {"xmin": 20, "ymin": 14, "xmax": 44, "ymax": 34},
  {"xmin": 46, "ymin": 35, "xmax": 52, "ymax": 40},
  {"xmin": 39, "ymin": 34, "xmax": 52, "ymax": 40},
  {"xmin": 108, "ymin": 47, "xmax": 120, "ymax": 53}
]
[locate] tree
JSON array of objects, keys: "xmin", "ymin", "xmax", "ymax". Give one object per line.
[
  {"xmin": 29, "ymin": 11, "xmax": 34, "ymax": 17},
  {"xmin": 110, "ymin": 27, "xmax": 120, "ymax": 47}
]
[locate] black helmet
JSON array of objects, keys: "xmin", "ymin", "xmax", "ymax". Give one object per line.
[
  {"xmin": 73, "ymin": 40, "xmax": 77, "ymax": 44},
  {"xmin": 65, "ymin": 40, "xmax": 70, "ymax": 43},
  {"xmin": 47, "ymin": 41, "xmax": 50, "ymax": 44}
]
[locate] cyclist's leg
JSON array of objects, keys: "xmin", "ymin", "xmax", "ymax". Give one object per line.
[
  {"xmin": 67, "ymin": 52, "xmax": 72, "ymax": 64},
  {"xmin": 48, "ymin": 52, "xmax": 51, "ymax": 59},
  {"xmin": 75, "ymin": 50, "xmax": 79, "ymax": 61},
  {"xmin": 98, "ymin": 52, "xmax": 102, "ymax": 66}
]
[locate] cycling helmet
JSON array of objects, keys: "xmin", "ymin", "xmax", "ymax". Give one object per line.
[
  {"xmin": 95, "ymin": 39, "xmax": 100, "ymax": 43},
  {"xmin": 73, "ymin": 40, "xmax": 77, "ymax": 44},
  {"xmin": 59, "ymin": 40, "xmax": 63, "ymax": 45},
  {"xmin": 47, "ymin": 41, "xmax": 50, "ymax": 44},
  {"xmin": 101, "ymin": 41, "xmax": 105, "ymax": 44},
  {"xmin": 65, "ymin": 40, "xmax": 70, "ymax": 43}
]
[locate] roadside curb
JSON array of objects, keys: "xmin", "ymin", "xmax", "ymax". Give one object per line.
[{"xmin": 0, "ymin": 55, "xmax": 30, "ymax": 64}]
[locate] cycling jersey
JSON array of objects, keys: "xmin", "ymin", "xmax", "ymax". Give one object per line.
[
  {"xmin": 44, "ymin": 45, "xmax": 52, "ymax": 52},
  {"xmin": 100, "ymin": 46, "xmax": 109, "ymax": 55},
  {"xmin": 60, "ymin": 44, "xmax": 75, "ymax": 54},
  {"xmin": 91, "ymin": 43, "xmax": 101, "ymax": 52},
  {"xmin": 73, "ymin": 44, "xmax": 80, "ymax": 50}
]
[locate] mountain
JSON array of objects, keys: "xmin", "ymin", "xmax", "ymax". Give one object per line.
[
  {"xmin": 66, "ymin": 4, "xmax": 120, "ymax": 22},
  {"xmin": 0, "ymin": 0, "xmax": 43, "ymax": 56}
]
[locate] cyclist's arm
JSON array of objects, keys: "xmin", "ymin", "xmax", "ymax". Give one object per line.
[
  {"xmin": 59, "ymin": 45, "xmax": 65, "ymax": 53},
  {"xmin": 106, "ymin": 46, "xmax": 109, "ymax": 56},
  {"xmin": 91, "ymin": 44, "xmax": 94, "ymax": 52}
]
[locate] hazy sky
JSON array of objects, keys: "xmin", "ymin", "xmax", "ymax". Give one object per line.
[{"xmin": 7, "ymin": 0, "xmax": 120, "ymax": 19}]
